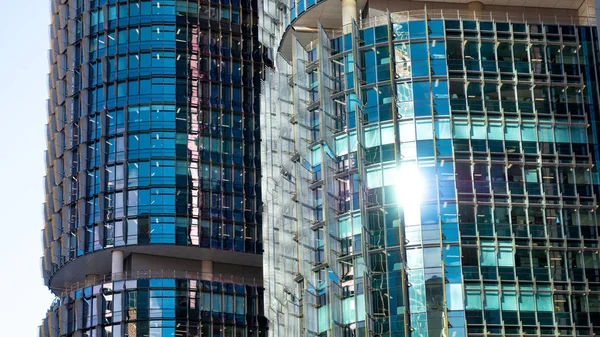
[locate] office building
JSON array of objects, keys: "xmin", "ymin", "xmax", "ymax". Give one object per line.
[
  {"xmin": 39, "ymin": 0, "xmax": 267, "ymax": 336},
  {"xmin": 259, "ymin": 0, "xmax": 600, "ymax": 336}
]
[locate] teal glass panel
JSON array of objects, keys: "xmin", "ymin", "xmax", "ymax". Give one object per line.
[
  {"xmin": 571, "ymin": 126, "xmax": 586, "ymax": 143},
  {"xmin": 349, "ymin": 132, "xmax": 357, "ymax": 152},
  {"xmin": 488, "ymin": 122, "xmax": 503, "ymax": 140},
  {"xmin": 505, "ymin": 123, "xmax": 520, "ymax": 140},
  {"xmin": 365, "ymin": 127, "xmax": 381, "ymax": 147},
  {"xmin": 356, "ymin": 294, "xmax": 366, "ymax": 321},
  {"xmin": 352, "ymin": 214, "xmax": 362, "ymax": 236},
  {"xmin": 318, "ymin": 305, "xmax": 329, "ymax": 333},
  {"xmin": 481, "ymin": 247, "xmax": 497, "ymax": 266},
  {"xmin": 470, "ymin": 122, "xmax": 486, "ymax": 140},
  {"xmin": 465, "ymin": 290, "xmax": 482, "ymax": 310},
  {"xmin": 485, "ymin": 290, "xmax": 500, "ymax": 310},
  {"xmin": 536, "ymin": 293, "xmax": 553, "ymax": 312},
  {"xmin": 339, "ymin": 217, "xmax": 351, "ymax": 238},
  {"xmin": 452, "ymin": 121, "xmax": 469, "ymax": 139},
  {"xmin": 525, "ymin": 169, "xmax": 538, "ymax": 183},
  {"xmin": 519, "ymin": 292, "xmax": 535, "ymax": 311},
  {"xmin": 498, "ymin": 247, "xmax": 514, "ymax": 266},
  {"xmin": 335, "ymin": 135, "xmax": 349, "ymax": 156},
  {"xmin": 521, "ymin": 124, "xmax": 536, "ymax": 141},
  {"xmin": 555, "ymin": 125, "xmax": 570, "ymax": 142},
  {"xmin": 501, "ymin": 292, "xmax": 518, "ymax": 310},
  {"xmin": 538, "ymin": 125, "xmax": 553, "ymax": 142},
  {"xmin": 342, "ymin": 297, "xmax": 356, "ymax": 324},
  {"xmin": 312, "ymin": 145, "xmax": 322, "ymax": 166}
]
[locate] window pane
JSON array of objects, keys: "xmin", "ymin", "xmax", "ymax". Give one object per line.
[
  {"xmin": 505, "ymin": 124, "xmax": 520, "ymax": 141},
  {"xmin": 536, "ymin": 293, "xmax": 553, "ymax": 312},
  {"xmin": 501, "ymin": 292, "xmax": 517, "ymax": 310},
  {"xmin": 521, "ymin": 124, "xmax": 536, "ymax": 141},
  {"xmin": 453, "ymin": 121, "xmax": 469, "ymax": 139},
  {"xmin": 399, "ymin": 122, "xmax": 415, "ymax": 142},
  {"xmin": 498, "ymin": 248, "xmax": 514, "ymax": 266},
  {"xmin": 519, "ymin": 293, "xmax": 535, "ymax": 311},
  {"xmin": 465, "ymin": 291, "xmax": 482, "ymax": 310},
  {"xmin": 435, "ymin": 120, "xmax": 451, "ymax": 139},
  {"xmin": 381, "ymin": 125, "xmax": 394, "ymax": 145},
  {"xmin": 481, "ymin": 247, "xmax": 497, "ymax": 266},
  {"xmin": 365, "ymin": 127, "xmax": 381, "ymax": 148}
]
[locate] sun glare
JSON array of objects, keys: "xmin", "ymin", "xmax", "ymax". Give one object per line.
[{"xmin": 395, "ymin": 163, "xmax": 425, "ymax": 208}]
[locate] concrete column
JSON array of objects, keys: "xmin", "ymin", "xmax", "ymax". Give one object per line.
[
  {"xmin": 85, "ymin": 274, "xmax": 99, "ymax": 286},
  {"xmin": 202, "ymin": 260, "xmax": 213, "ymax": 280},
  {"xmin": 468, "ymin": 1, "xmax": 484, "ymax": 11},
  {"xmin": 341, "ymin": 0, "xmax": 357, "ymax": 27},
  {"xmin": 111, "ymin": 250, "xmax": 124, "ymax": 280}
]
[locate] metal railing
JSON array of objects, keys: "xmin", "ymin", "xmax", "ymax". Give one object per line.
[
  {"xmin": 304, "ymin": 8, "xmax": 597, "ymax": 50},
  {"xmin": 386, "ymin": 9, "xmax": 596, "ymax": 27},
  {"xmin": 52, "ymin": 270, "xmax": 261, "ymax": 297}
]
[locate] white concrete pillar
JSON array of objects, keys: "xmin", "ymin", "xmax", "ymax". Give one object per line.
[
  {"xmin": 111, "ymin": 250, "xmax": 124, "ymax": 280},
  {"xmin": 85, "ymin": 274, "xmax": 99, "ymax": 286},
  {"xmin": 202, "ymin": 260, "xmax": 213, "ymax": 280},
  {"xmin": 341, "ymin": 0, "xmax": 357, "ymax": 27},
  {"xmin": 468, "ymin": 1, "xmax": 484, "ymax": 12}
]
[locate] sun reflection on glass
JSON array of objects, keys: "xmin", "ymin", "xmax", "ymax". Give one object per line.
[{"xmin": 395, "ymin": 163, "xmax": 426, "ymax": 208}]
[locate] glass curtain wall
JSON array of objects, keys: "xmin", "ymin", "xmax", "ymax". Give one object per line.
[
  {"xmin": 261, "ymin": 13, "xmax": 600, "ymax": 337},
  {"xmin": 39, "ymin": 278, "xmax": 265, "ymax": 337},
  {"xmin": 41, "ymin": 0, "xmax": 268, "ymax": 336}
]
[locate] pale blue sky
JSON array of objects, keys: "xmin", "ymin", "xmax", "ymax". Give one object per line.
[{"xmin": 0, "ymin": 0, "xmax": 57, "ymax": 334}]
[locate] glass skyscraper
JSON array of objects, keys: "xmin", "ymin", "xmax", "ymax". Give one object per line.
[
  {"xmin": 39, "ymin": 0, "xmax": 267, "ymax": 336},
  {"xmin": 259, "ymin": 0, "xmax": 600, "ymax": 336}
]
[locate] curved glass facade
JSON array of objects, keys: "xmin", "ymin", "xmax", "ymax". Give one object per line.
[
  {"xmin": 39, "ymin": 277, "xmax": 266, "ymax": 337},
  {"xmin": 42, "ymin": 0, "xmax": 267, "ymax": 335},
  {"xmin": 261, "ymin": 10, "xmax": 600, "ymax": 337},
  {"xmin": 285, "ymin": 0, "xmax": 324, "ymax": 27}
]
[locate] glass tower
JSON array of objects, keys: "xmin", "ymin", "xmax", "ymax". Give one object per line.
[
  {"xmin": 39, "ymin": 1, "xmax": 267, "ymax": 336},
  {"xmin": 259, "ymin": 1, "xmax": 600, "ymax": 337}
]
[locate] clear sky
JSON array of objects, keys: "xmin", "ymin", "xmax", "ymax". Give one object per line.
[{"xmin": 0, "ymin": 0, "xmax": 57, "ymax": 334}]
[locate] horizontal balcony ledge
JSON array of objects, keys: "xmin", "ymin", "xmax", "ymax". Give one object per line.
[
  {"xmin": 52, "ymin": 269, "xmax": 262, "ymax": 297},
  {"xmin": 46, "ymin": 245, "xmax": 263, "ymax": 294}
]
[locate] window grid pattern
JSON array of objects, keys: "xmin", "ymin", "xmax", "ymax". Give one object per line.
[
  {"xmin": 42, "ymin": 0, "xmax": 267, "ymax": 335},
  {"xmin": 38, "ymin": 278, "xmax": 267, "ymax": 337},
  {"xmin": 261, "ymin": 15, "xmax": 600, "ymax": 337},
  {"xmin": 43, "ymin": 0, "xmax": 265, "ymax": 285}
]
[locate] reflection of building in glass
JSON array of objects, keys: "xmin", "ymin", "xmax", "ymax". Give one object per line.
[
  {"xmin": 259, "ymin": 0, "xmax": 600, "ymax": 336},
  {"xmin": 39, "ymin": 1, "xmax": 267, "ymax": 336}
]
